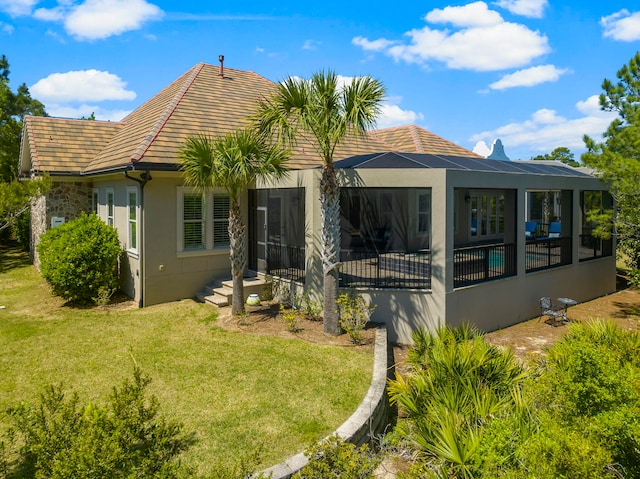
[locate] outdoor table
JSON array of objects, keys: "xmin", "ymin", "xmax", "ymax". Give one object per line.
[{"xmin": 557, "ymin": 297, "xmax": 577, "ymax": 321}]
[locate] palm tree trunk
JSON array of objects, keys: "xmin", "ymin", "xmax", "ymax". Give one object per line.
[
  {"xmin": 320, "ymin": 164, "xmax": 342, "ymax": 335},
  {"xmin": 229, "ymin": 197, "xmax": 247, "ymax": 315}
]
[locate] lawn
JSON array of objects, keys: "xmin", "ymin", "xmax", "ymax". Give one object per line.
[{"xmin": 0, "ymin": 243, "xmax": 373, "ymax": 476}]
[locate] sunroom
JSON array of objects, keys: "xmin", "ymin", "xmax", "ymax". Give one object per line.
[{"xmin": 253, "ymin": 153, "xmax": 616, "ymax": 343}]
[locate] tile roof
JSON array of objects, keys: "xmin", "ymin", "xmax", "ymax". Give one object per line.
[
  {"xmin": 21, "ymin": 116, "xmax": 121, "ymax": 174},
  {"xmin": 369, "ymin": 124, "xmax": 481, "ymax": 158},
  {"xmin": 21, "ymin": 62, "xmax": 478, "ymax": 176}
]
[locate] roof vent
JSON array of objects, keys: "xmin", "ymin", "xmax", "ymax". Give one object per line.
[{"xmin": 218, "ymin": 55, "xmax": 224, "ymax": 77}]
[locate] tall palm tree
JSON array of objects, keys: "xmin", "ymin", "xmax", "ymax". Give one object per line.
[
  {"xmin": 179, "ymin": 128, "xmax": 290, "ymax": 315},
  {"xmin": 253, "ymin": 71, "xmax": 385, "ymax": 335}
]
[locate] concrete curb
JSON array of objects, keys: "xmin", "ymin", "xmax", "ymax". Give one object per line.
[{"xmin": 257, "ymin": 324, "xmax": 390, "ymax": 479}]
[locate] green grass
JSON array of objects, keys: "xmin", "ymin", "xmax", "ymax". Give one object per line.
[{"xmin": 0, "ymin": 243, "xmax": 373, "ymax": 476}]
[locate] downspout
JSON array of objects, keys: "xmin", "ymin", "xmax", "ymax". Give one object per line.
[{"xmin": 125, "ymin": 169, "xmax": 152, "ymax": 307}]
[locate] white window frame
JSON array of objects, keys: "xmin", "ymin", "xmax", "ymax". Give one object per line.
[
  {"xmin": 177, "ymin": 187, "xmax": 230, "ymax": 255},
  {"xmin": 106, "ymin": 187, "xmax": 115, "ymax": 227},
  {"xmin": 92, "ymin": 188, "xmax": 99, "ymax": 215},
  {"xmin": 212, "ymin": 194, "xmax": 230, "ymax": 249},
  {"xmin": 469, "ymin": 190, "xmax": 504, "ymax": 241},
  {"xmin": 127, "ymin": 187, "xmax": 138, "ymax": 253}
]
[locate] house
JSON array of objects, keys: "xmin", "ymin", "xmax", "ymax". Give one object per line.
[{"xmin": 20, "ymin": 60, "xmax": 615, "ymax": 343}]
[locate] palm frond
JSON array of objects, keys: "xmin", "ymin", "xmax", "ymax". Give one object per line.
[{"xmin": 179, "ymin": 134, "xmax": 217, "ymax": 191}]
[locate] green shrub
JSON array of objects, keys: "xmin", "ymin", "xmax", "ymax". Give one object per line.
[
  {"xmin": 388, "ymin": 325, "xmax": 530, "ymax": 478},
  {"xmin": 298, "ymin": 289, "xmax": 323, "ymax": 321},
  {"xmin": 37, "ymin": 212, "xmax": 122, "ymax": 304},
  {"xmin": 292, "ymin": 435, "xmax": 381, "ymax": 479},
  {"xmin": 3, "ymin": 368, "xmax": 191, "ymax": 478},
  {"xmin": 337, "ymin": 292, "xmax": 376, "ymax": 343},
  {"xmin": 392, "ymin": 322, "xmax": 640, "ymax": 478},
  {"xmin": 280, "ymin": 303, "xmax": 299, "ymax": 332},
  {"xmin": 532, "ymin": 320, "xmax": 640, "ymax": 475}
]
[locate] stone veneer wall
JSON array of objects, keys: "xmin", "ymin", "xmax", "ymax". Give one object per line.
[{"xmin": 31, "ymin": 181, "xmax": 92, "ymax": 267}]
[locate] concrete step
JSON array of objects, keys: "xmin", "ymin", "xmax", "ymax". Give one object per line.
[
  {"xmin": 199, "ymin": 294, "xmax": 229, "ymax": 307},
  {"xmin": 197, "ymin": 271, "xmax": 269, "ymax": 308}
]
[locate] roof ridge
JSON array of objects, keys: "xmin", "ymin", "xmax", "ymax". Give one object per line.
[
  {"xmin": 407, "ymin": 125, "xmax": 424, "ymax": 153},
  {"xmin": 23, "ymin": 116, "xmax": 40, "ymax": 171},
  {"xmin": 130, "ymin": 62, "xmax": 206, "ymax": 163}
]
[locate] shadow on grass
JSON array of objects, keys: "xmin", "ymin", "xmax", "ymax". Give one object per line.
[{"xmin": 0, "ymin": 240, "xmax": 31, "ymax": 273}]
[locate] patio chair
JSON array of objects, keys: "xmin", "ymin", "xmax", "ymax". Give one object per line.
[
  {"xmin": 525, "ymin": 221, "xmax": 537, "ymax": 239},
  {"xmin": 538, "ymin": 221, "xmax": 560, "ymax": 240},
  {"xmin": 548, "ymin": 222, "xmax": 561, "ymax": 238},
  {"xmin": 539, "ymin": 296, "xmax": 566, "ymax": 323}
]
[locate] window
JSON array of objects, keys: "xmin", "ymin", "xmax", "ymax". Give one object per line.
[
  {"xmin": 579, "ymin": 190, "xmax": 613, "ymax": 261},
  {"xmin": 212, "ymin": 194, "xmax": 230, "ymax": 248},
  {"xmin": 469, "ymin": 191, "xmax": 504, "ymax": 240},
  {"xmin": 127, "ymin": 188, "xmax": 138, "ymax": 252},
  {"xmin": 183, "ymin": 193, "xmax": 204, "ymax": 250},
  {"xmin": 106, "ymin": 188, "xmax": 114, "ymax": 226},
  {"xmin": 417, "ymin": 191, "xmax": 430, "ymax": 234},
  {"xmin": 177, "ymin": 187, "xmax": 230, "ymax": 253},
  {"xmin": 92, "ymin": 188, "xmax": 99, "ymax": 214}
]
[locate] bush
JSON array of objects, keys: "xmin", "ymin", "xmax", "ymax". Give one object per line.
[
  {"xmin": 392, "ymin": 322, "xmax": 640, "ymax": 478},
  {"xmin": 388, "ymin": 325, "xmax": 530, "ymax": 478},
  {"xmin": 3, "ymin": 368, "xmax": 192, "ymax": 478},
  {"xmin": 337, "ymin": 292, "xmax": 376, "ymax": 343},
  {"xmin": 292, "ymin": 435, "xmax": 381, "ymax": 479},
  {"xmin": 37, "ymin": 212, "xmax": 122, "ymax": 304},
  {"xmin": 280, "ymin": 303, "xmax": 299, "ymax": 332}
]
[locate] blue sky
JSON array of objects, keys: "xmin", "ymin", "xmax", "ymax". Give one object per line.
[{"xmin": 1, "ymin": 0, "xmax": 639, "ymax": 160}]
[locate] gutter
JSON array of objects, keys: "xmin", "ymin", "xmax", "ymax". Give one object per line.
[
  {"xmin": 83, "ymin": 162, "xmax": 180, "ymax": 176},
  {"xmin": 124, "ymin": 168, "xmax": 152, "ymax": 308}
]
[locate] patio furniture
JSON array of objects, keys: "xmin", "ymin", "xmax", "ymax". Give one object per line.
[
  {"xmin": 525, "ymin": 221, "xmax": 538, "ymax": 239},
  {"xmin": 557, "ymin": 297, "xmax": 577, "ymax": 320},
  {"xmin": 539, "ymin": 296, "xmax": 566, "ymax": 322},
  {"xmin": 538, "ymin": 222, "xmax": 561, "ymax": 241},
  {"xmin": 548, "ymin": 222, "xmax": 561, "ymax": 238}
]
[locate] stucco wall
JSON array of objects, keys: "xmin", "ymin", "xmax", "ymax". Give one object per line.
[
  {"xmin": 280, "ymin": 167, "xmax": 616, "ymax": 344},
  {"xmin": 446, "ymin": 256, "xmax": 616, "ymax": 333},
  {"xmin": 91, "ymin": 177, "xmax": 141, "ymax": 305},
  {"xmin": 142, "ymin": 174, "xmax": 246, "ymax": 306}
]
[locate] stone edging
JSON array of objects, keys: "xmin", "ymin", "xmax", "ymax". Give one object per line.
[{"xmin": 257, "ymin": 324, "xmax": 390, "ymax": 479}]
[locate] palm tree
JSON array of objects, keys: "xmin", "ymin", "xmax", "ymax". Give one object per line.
[
  {"xmin": 179, "ymin": 128, "xmax": 290, "ymax": 315},
  {"xmin": 253, "ymin": 71, "xmax": 385, "ymax": 335}
]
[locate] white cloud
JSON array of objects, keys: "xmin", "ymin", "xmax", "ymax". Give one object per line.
[
  {"xmin": 601, "ymin": 10, "xmax": 640, "ymax": 42},
  {"xmin": 64, "ymin": 0, "xmax": 163, "ymax": 40},
  {"xmin": 1, "ymin": 21, "xmax": 14, "ymax": 33},
  {"xmin": 426, "ymin": 1, "xmax": 503, "ymax": 27},
  {"xmin": 493, "ymin": 0, "xmax": 548, "ymax": 19},
  {"xmin": 489, "ymin": 64, "xmax": 569, "ymax": 89},
  {"xmin": 302, "ymin": 39, "xmax": 320, "ymax": 51},
  {"xmin": 45, "ymin": 103, "xmax": 131, "ymax": 122},
  {"xmin": 30, "ymin": 70, "xmax": 136, "ymax": 103},
  {"xmin": 469, "ymin": 95, "xmax": 618, "ymax": 157},
  {"xmin": 377, "ymin": 101, "xmax": 425, "ymax": 129},
  {"xmin": 352, "ymin": 36, "xmax": 398, "ymax": 51},
  {"xmin": 33, "ymin": 6, "xmax": 65, "ymax": 21},
  {"xmin": 472, "ymin": 140, "xmax": 492, "ymax": 156},
  {"xmin": 353, "ymin": 1, "xmax": 549, "ymax": 71},
  {"xmin": 0, "ymin": 0, "xmax": 38, "ymax": 17}
]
